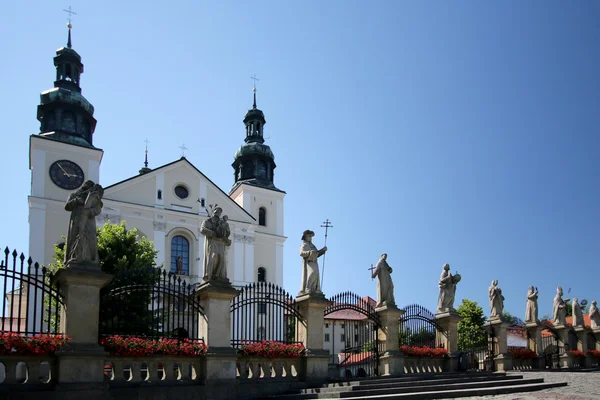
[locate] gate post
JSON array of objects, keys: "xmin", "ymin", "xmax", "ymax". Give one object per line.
[
  {"xmin": 553, "ymin": 324, "xmax": 571, "ymax": 368},
  {"xmin": 435, "ymin": 310, "xmax": 462, "ymax": 371},
  {"xmin": 594, "ymin": 328, "xmax": 600, "ymax": 351},
  {"xmin": 197, "ymin": 279, "xmax": 240, "ymax": 381},
  {"xmin": 484, "ymin": 318, "xmax": 512, "ymax": 371},
  {"xmin": 525, "ymin": 322, "xmax": 545, "ymax": 369},
  {"xmin": 574, "ymin": 327, "xmax": 591, "ymax": 367},
  {"xmin": 296, "ymin": 293, "xmax": 331, "ymax": 383},
  {"xmin": 376, "ymin": 304, "xmax": 404, "ymax": 376},
  {"xmin": 52, "ymin": 266, "xmax": 112, "ymax": 384}
]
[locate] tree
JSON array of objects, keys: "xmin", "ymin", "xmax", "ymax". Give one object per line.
[
  {"xmin": 51, "ymin": 221, "xmax": 161, "ymax": 336},
  {"xmin": 501, "ymin": 311, "xmax": 525, "ymax": 326},
  {"xmin": 457, "ymin": 299, "xmax": 487, "ymax": 350}
]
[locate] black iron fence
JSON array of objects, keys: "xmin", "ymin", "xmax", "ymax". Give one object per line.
[
  {"xmin": 324, "ymin": 292, "xmax": 381, "ymax": 379},
  {"xmin": 0, "ymin": 247, "xmax": 64, "ymax": 335},
  {"xmin": 399, "ymin": 303, "xmax": 447, "ymax": 348},
  {"xmin": 230, "ymin": 282, "xmax": 303, "ymax": 348},
  {"xmin": 99, "ymin": 268, "xmax": 204, "ymax": 341}
]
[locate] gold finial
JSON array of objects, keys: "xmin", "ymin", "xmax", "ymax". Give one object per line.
[{"xmin": 63, "ymin": 6, "xmax": 77, "ymax": 26}]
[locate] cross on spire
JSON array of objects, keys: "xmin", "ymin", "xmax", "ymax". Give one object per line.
[
  {"xmin": 63, "ymin": 6, "xmax": 77, "ymax": 48},
  {"xmin": 179, "ymin": 144, "xmax": 188, "ymax": 157},
  {"xmin": 250, "ymin": 74, "xmax": 259, "ymax": 109},
  {"xmin": 144, "ymin": 139, "xmax": 150, "ymax": 168}
]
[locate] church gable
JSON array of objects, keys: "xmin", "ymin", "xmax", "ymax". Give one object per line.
[{"xmin": 103, "ymin": 158, "xmax": 255, "ymax": 223}]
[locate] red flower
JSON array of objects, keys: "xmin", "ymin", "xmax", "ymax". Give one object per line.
[
  {"xmin": 238, "ymin": 341, "xmax": 306, "ymax": 358},
  {"xmin": 569, "ymin": 350, "xmax": 586, "ymax": 358},
  {"xmin": 399, "ymin": 345, "xmax": 449, "ymax": 359},
  {"xmin": 99, "ymin": 336, "xmax": 207, "ymax": 357},
  {"xmin": 509, "ymin": 348, "xmax": 538, "ymax": 360},
  {"xmin": 0, "ymin": 332, "xmax": 70, "ymax": 355},
  {"xmin": 588, "ymin": 350, "xmax": 600, "ymax": 359}
]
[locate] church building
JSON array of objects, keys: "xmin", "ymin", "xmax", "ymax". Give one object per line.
[{"xmin": 27, "ymin": 26, "xmax": 286, "ymax": 287}]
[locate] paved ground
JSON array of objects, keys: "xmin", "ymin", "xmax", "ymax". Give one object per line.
[{"xmin": 453, "ymin": 371, "xmax": 600, "ymax": 400}]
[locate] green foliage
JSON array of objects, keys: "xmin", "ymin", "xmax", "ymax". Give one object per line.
[
  {"xmin": 457, "ymin": 299, "xmax": 487, "ymax": 350},
  {"xmin": 51, "ymin": 221, "xmax": 161, "ymax": 336},
  {"xmin": 501, "ymin": 311, "xmax": 525, "ymax": 326}
]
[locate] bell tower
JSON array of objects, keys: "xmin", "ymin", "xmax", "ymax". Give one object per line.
[
  {"xmin": 28, "ymin": 21, "xmax": 103, "ymax": 267},
  {"xmin": 230, "ymin": 82, "xmax": 286, "ymax": 285}
]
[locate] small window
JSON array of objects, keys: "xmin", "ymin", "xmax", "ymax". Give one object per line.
[
  {"xmin": 157, "ymin": 189, "xmax": 162, "ymax": 200},
  {"xmin": 325, "ymin": 323, "xmax": 329, "ymax": 329},
  {"xmin": 341, "ymin": 334, "xmax": 345, "ymax": 342},
  {"xmin": 258, "ymin": 267, "xmax": 266, "ymax": 282},
  {"xmin": 258, "ymin": 302, "xmax": 266, "ymax": 314},
  {"xmin": 174, "ymin": 185, "xmax": 189, "ymax": 199},
  {"xmin": 259, "ymin": 207, "xmax": 266, "ymax": 226},
  {"xmin": 325, "ymin": 333, "xmax": 330, "ymax": 342},
  {"xmin": 341, "ymin": 324, "xmax": 345, "ymax": 329},
  {"xmin": 170, "ymin": 235, "xmax": 189, "ymax": 275}
]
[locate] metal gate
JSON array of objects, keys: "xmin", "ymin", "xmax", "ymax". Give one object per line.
[
  {"xmin": 457, "ymin": 327, "xmax": 494, "ymax": 371},
  {"xmin": 399, "ymin": 304, "xmax": 448, "ymax": 348},
  {"xmin": 324, "ymin": 292, "xmax": 381, "ymax": 379}
]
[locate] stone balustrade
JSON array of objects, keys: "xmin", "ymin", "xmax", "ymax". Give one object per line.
[
  {"xmin": 103, "ymin": 356, "xmax": 205, "ymax": 384},
  {"xmin": 0, "ymin": 356, "xmax": 56, "ymax": 385},
  {"xmin": 403, "ymin": 357, "xmax": 445, "ymax": 374},
  {"xmin": 236, "ymin": 356, "xmax": 301, "ymax": 380}
]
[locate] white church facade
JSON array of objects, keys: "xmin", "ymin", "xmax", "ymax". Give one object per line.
[{"xmin": 27, "ymin": 27, "xmax": 286, "ymax": 288}]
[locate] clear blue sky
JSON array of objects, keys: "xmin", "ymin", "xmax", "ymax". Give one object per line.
[{"xmin": 1, "ymin": 1, "xmax": 599, "ymax": 321}]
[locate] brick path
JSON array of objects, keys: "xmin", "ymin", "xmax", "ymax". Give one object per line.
[{"xmin": 453, "ymin": 371, "xmax": 600, "ymax": 400}]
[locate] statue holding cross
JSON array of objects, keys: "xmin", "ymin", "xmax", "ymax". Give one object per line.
[{"xmin": 371, "ymin": 253, "xmax": 395, "ymax": 308}]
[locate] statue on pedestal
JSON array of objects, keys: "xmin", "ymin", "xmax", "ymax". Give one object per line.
[
  {"xmin": 371, "ymin": 253, "xmax": 395, "ymax": 308},
  {"xmin": 552, "ymin": 286, "xmax": 570, "ymax": 326},
  {"xmin": 572, "ymin": 298, "xmax": 585, "ymax": 328},
  {"xmin": 488, "ymin": 280, "xmax": 504, "ymax": 319},
  {"xmin": 64, "ymin": 180, "xmax": 104, "ymax": 267},
  {"xmin": 200, "ymin": 206, "xmax": 232, "ymax": 282},
  {"xmin": 589, "ymin": 301, "xmax": 600, "ymax": 329},
  {"xmin": 525, "ymin": 286, "xmax": 539, "ymax": 324},
  {"xmin": 299, "ymin": 230, "xmax": 327, "ymax": 294},
  {"xmin": 437, "ymin": 263, "xmax": 461, "ymax": 313}
]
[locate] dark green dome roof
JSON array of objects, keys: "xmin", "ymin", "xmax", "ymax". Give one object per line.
[
  {"xmin": 234, "ymin": 142, "xmax": 274, "ymax": 160},
  {"xmin": 40, "ymin": 87, "xmax": 95, "ymax": 114}
]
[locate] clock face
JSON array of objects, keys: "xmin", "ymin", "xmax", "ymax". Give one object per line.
[{"xmin": 49, "ymin": 160, "xmax": 84, "ymax": 190}]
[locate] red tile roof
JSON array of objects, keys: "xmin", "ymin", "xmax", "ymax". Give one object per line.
[{"xmin": 339, "ymin": 351, "xmax": 373, "ymax": 366}]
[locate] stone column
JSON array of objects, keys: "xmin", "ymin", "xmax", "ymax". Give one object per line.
[
  {"xmin": 52, "ymin": 266, "xmax": 112, "ymax": 384},
  {"xmin": 574, "ymin": 326, "xmax": 590, "ymax": 368},
  {"xmin": 436, "ymin": 310, "xmax": 462, "ymax": 372},
  {"xmin": 296, "ymin": 292, "xmax": 331, "ymax": 383},
  {"xmin": 553, "ymin": 324, "xmax": 571, "ymax": 368},
  {"xmin": 484, "ymin": 317, "xmax": 512, "ymax": 372},
  {"xmin": 376, "ymin": 304, "xmax": 404, "ymax": 376},
  {"xmin": 525, "ymin": 322, "xmax": 545, "ymax": 369},
  {"xmin": 196, "ymin": 279, "xmax": 240, "ymax": 381}
]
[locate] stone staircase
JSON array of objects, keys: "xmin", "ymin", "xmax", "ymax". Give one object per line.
[{"xmin": 262, "ymin": 372, "xmax": 568, "ymax": 399}]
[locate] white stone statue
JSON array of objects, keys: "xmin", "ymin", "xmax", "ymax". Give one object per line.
[
  {"xmin": 200, "ymin": 206, "xmax": 232, "ymax": 282},
  {"xmin": 64, "ymin": 180, "xmax": 104, "ymax": 268},
  {"xmin": 525, "ymin": 286, "xmax": 539, "ymax": 324},
  {"xmin": 552, "ymin": 286, "xmax": 570, "ymax": 326},
  {"xmin": 589, "ymin": 301, "xmax": 600, "ymax": 329},
  {"xmin": 437, "ymin": 263, "xmax": 461, "ymax": 313},
  {"xmin": 488, "ymin": 280, "xmax": 504, "ymax": 319},
  {"xmin": 371, "ymin": 253, "xmax": 395, "ymax": 308},
  {"xmin": 299, "ymin": 230, "xmax": 327, "ymax": 294},
  {"xmin": 572, "ymin": 298, "xmax": 585, "ymax": 328}
]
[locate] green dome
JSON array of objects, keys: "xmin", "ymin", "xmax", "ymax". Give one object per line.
[
  {"xmin": 233, "ymin": 142, "xmax": 274, "ymax": 160},
  {"xmin": 40, "ymin": 87, "xmax": 95, "ymax": 114}
]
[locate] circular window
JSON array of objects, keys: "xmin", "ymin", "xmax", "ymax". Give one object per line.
[{"xmin": 174, "ymin": 185, "xmax": 189, "ymax": 199}]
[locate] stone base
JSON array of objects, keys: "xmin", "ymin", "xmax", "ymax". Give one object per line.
[
  {"xmin": 205, "ymin": 346, "xmax": 238, "ymax": 381},
  {"xmin": 378, "ymin": 350, "xmax": 404, "ymax": 376},
  {"xmin": 435, "ymin": 309, "xmax": 458, "ymax": 317},
  {"xmin": 55, "ymin": 349, "xmax": 108, "ymax": 383},
  {"xmin": 494, "ymin": 353, "xmax": 512, "ymax": 372},
  {"xmin": 302, "ymin": 349, "xmax": 329, "ymax": 383},
  {"xmin": 296, "ymin": 291, "xmax": 327, "ymax": 302},
  {"xmin": 446, "ymin": 352, "xmax": 460, "ymax": 372},
  {"xmin": 197, "ymin": 277, "xmax": 238, "ymax": 295}
]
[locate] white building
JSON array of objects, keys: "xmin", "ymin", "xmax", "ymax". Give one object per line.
[{"xmin": 27, "ymin": 27, "xmax": 286, "ymax": 288}]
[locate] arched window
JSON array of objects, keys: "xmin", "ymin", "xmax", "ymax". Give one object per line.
[
  {"xmin": 259, "ymin": 207, "xmax": 266, "ymax": 226},
  {"xmin": 171, "ymin": 235, "xmax": 189, "ymax": 275},
  {"xmin": 258, "ymin": 267, "xmax": 266, "ymax": 283}
]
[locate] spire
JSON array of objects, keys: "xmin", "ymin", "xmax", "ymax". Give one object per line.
[
  {"xmin": 67, "ymin": 23, "xmax": 72, "ymax": 48},
  {"xmin": 139, "ymin": 139, "xmax": 152, "ymax": 174},
  {"xmin": 253, "ymin": 87, "xmax": 257, "ymax": 109}
]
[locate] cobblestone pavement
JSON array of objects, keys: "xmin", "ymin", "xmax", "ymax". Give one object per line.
[{"xmin": 453, "ymin": 371, "xmax": 600, "ymax": 400}]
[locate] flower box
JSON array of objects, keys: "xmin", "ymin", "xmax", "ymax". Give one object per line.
[
  {"xmin": 100, "ymin": 335, "xmax": 207, "ymax": 357},
  {"xmin": 237, "ymin": 341, "xmax": 306, "ymax": 359},
  {"xmin": 0, "ymin": 332, "xmax": 70, "ymax": 356},
  {"xmin": 399, "ymin": 346, "xmax": 449, "ymax": 359}
]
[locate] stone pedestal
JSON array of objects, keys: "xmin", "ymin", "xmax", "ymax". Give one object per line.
[
  {"xmin": 553, "ymin": 324, "xmax": 571, "ymax": 368},
  {"xmin": 52, "ymin": 266, "xmax": 112, "ymax": 383},
  {"xmin": 435, "ymin": 310, "xmax": 462, "ymax": 353},
  {"xmin": 484, "ymin": 317, "xmax": 512, "ymax": 371},
  {"xmin": 376, "ymin": 304, "xmax": 404, "ymax": 376},
  {"xmin": 594, "ymin": 328, "xmax": 600, "ymax": 351},
  {"xmin": 575, "ymin": 326, "xmax": 591, "ymax": 367},
  {"xmin": 196, "ymin": 279, "xmax": 240, "ymax": 381},
  {"xmin": 525, "ymin": 322, "xmax": 545, "ymax": 369},
  {"xmin": 296, "ymin": 292, "xmax": 331, "ymax": 382}
]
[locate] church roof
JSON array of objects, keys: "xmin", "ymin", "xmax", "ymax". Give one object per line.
[{"xmin": 103, "ymin": 157, "xmax": 256, "ymax": 222}]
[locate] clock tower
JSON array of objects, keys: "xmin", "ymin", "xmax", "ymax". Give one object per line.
[{"xmin": 28, "ymin": 24, "xmax": 103, "ymax": 266}]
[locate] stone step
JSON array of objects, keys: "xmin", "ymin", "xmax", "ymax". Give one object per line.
[
  {"xmin": 325, "ymin": 371, "xmax": 505, "ymax": 387},
  {"xmin": 273, "ymin": 381, "xmax": 568, "ymax": 400},
  {"xmin": 302, "ymin": 375, "xmax": 525, "ymax": 395}
]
